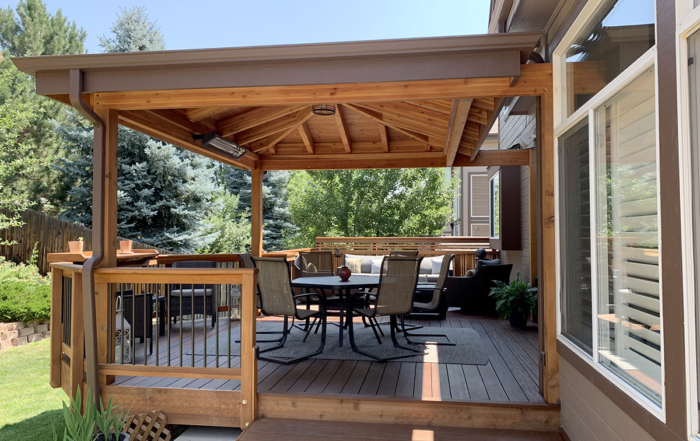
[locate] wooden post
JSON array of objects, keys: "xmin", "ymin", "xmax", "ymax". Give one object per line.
[
  {"xmin": 239, "ymin": 271, "xmax": 258, "ymax": 429},
  {"xmin": 95, "ymin": 108, "xmax": 119, "ymax": 386},
  {"xmin": 540, "ymin": 91, "xmax": 559, "ymax": 404},
  {"xmin": 528, "ymin": 148, "xmax": 538, "ymax": 285},
  {"xmin": 251, "ymin": 168, "xmax": 263, "ymax": 257},
  {"xmin": 50, "ymin": 268, "xmax": 64, "ymax": 388},
  {"xmin": 70, "ymin": 272, "xmax": 84, "ymax": 401}
]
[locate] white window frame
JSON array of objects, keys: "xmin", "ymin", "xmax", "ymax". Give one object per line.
[
  {"xmin": 676, "ymin": 4, "xmax": 700, "ymax": 437},
  {"xmin": 553, "ymin": 0, "xmax": 665, "ymax": 420}
]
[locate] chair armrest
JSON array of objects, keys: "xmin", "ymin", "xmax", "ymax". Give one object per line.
[{"xmin": 294, "ymin": 292, "xmax": 327, "ymax": 307}]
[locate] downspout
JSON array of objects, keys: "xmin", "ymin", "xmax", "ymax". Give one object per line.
[{"xmin": 69, "ymin": 69, "xmax": 104, "ymax": 405}]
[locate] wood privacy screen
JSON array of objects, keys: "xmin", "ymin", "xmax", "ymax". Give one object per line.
[
  {"xmin": 315, "ymin": 236, "xmax": 497, "ymax": 276},
  {"xmin": 1, "ymin": 209, "xmax": 165, "ymax": 274}
]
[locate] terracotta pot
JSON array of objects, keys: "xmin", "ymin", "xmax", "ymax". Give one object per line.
[
  {"xmin": 119, "ymin": 240, "xmax": 133, "ymax": 253},
  {"xmin": 68, "ymin": 241, "xmax": 83, "ymax": 254},
  {"xmin": 338, "ymin": 265, "xmax": 351, "ymax": 281}
]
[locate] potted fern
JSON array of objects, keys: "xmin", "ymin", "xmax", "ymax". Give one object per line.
[{"xmin": 489, "ymin": 272, "xmax": 537, "ymax": 329}]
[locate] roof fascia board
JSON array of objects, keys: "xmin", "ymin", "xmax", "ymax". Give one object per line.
[{"xmin": 34, "ymin": 50, "xmax": 522, "ymax": 95}]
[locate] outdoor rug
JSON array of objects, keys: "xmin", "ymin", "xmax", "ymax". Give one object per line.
[{"xmin": 185, "ymin": 321, "xmax": 489, "ymax": 364}]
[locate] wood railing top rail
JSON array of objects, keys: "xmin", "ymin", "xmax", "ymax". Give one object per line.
[
  {"xmin": 49, "ymin": 262, "xmax": 84, "ymax": 273},
  {"xmin": 93, "ymin": 267, "xmax": 257, "ymax": 284},
  {"xmin": 155, "ymin": 253, "xmax": 243, "ymax": 265},
  {"xmin": 316, "ymin": 236, "xmax": 490, "ymax": 243}
]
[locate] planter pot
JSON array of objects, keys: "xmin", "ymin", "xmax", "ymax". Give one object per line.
[
  {"xmin": 119, "ymin": 240, "xmax": 133, "ymax": 253},
  {"xmin": 68, "ymin": 241, "xmax": 84, "ymax": 254},
  {"xmin": 95, "ymin": 433, "xmax": 130, "ymax": 441},
  {"xmin": 509, "ymin": 312, "xmax": 528, "ymax": 329}
]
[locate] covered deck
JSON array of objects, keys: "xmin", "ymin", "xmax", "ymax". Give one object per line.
[{"xmin": 15, "ymin": 31, "xmax": 559, "ymax": 434}]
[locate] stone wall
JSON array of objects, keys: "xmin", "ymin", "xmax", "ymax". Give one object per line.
[{"xmin": 0, "ymin": 321, "xmax": 50, "ymax": 350}]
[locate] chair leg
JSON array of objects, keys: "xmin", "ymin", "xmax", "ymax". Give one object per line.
[
  {"xmin": 259, "ymin": 313, "xmax": 327, "ymax": 365},
  {"xmin": 401, "ymin": 316, "xmax": 454, "ymax": 346},
  {"xmin": 258, "ymin": 316, "xmax": 289, "ymax": 354},
  {"xmin": 348, "ymin": 314, "xmax": 424, "ymax": 362},
  {"xmin": 236, "ymin": 316, "xmax": 294, "ymax": 344}
]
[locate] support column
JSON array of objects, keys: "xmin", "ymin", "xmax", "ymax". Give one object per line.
[
  {"xmin": 95, "ymin": 108, "xmax": 119, "ymax": 386},
  {"xmin": 540, "ymin": 91, "xmax": 559, "ymax": 404},
  {"xmin": 251, "ymin": 169, "xmax": 263, "ymax": 257}
]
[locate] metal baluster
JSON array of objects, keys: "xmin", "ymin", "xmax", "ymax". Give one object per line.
[
  {"xmin": 179, "ymin": 283, "xmax": 183, "ymax": 367},
  {"xmin": 155, "ymin": 282, "xmax": 159, "ymax": 367},
  {"xmin": 142, "ymin": 283, "xmax": 147, "ymax": 366},
  {"xmin": 203, "ymin": 276, "xmax": 207, "ymax": 368},
  {"xmin": 191, "ymin": 283, "xmax": 195, "ymax": 368},
  {"xmin": 167, "ymin": 274, "xmax": 171, "ymax": 366}
]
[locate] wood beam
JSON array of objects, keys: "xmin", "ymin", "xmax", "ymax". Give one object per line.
[
  {"xmin": 251, "ymin": 107, "xmax": 314, "ymax": 154},
  {"xmin": 298, "ymin": 122, "xmax": 315, "ymax": 154},
  {"xmin": 343, "ymin": 104, "xmax": 434, "ymax": 148},
  {"xmin": 359, "ymin": 101, "xmax": 450, "ymax": 129},
  {"xmin": 379, "ymin": 125, "xmax": 389, "ymax": 152},
  {"xmin": 236, "ymin": 108, "xmax": 311, "ymax": 145},
  {"xmin": 452, "ymin": 149, "xmax": 529, "ymax": 167},
  {"xmin": 251, "ymin": 168, "xmax": 263, "ymax": 256},
  {"xmin": 444, "ymin": 99, "xmax": 472, "ymax": 167},
  {"xmin": 351, "ymin": 103, "xmax": 447, "ymax": 141},
  {"xmin": 470, "ymin": 97, "xmax": 503, "ymax": 162},
  {"xmin": 260, "ymin": 152, "xmax": 447, "ymax": 171},
  {"xmin": 93, "ymin": 64, "xmax": 553, "ymax": 110},
  {"xmin": 466, "ymin": 107, "xmax": 488, "ymax": 125},
  {"xmin": 147, "ymin": 109, "xmax": 215, "ymax": 134},
  {"xmin": 334, "ymin": 105, "xmax": 352, "ymax": 153},
  {"xmin": 218, "ymin": 105, "xmax": 306, "ymax": 137},
  {"xmin": 472, "ymin": 98, "xmax": 496, "ymax": 111},
  {"xmin": 118, "ymin": 110, "xmax": 258, "ymax": 169},
  {"xmin": 185, "ymin": 106, "xmax": 232, "ymax": 122},
  {"xmin": 404, "ymin": 99, "xmax": 453, "ymax": 114}
]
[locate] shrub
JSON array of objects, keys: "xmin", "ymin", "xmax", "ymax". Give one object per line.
[{"xmin": 0, "ymin": 282, "xmax": 51, "ymax": 323}]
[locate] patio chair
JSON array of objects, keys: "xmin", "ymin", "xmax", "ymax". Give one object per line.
[
  {"xmin": 401, "ymin": 254, "xmax": 456, "ymax": 345},
  {"xmin": 253, "ymin": 256, "xmax": 328, "ymax": 364},
  {"xmin": 299, "ymin": 251, "xmax": 335, "ymax": 277},
  {"xmin": 389, "ymin": 250, "xmax": 419, "ymax": 257},
  {"xmin": 346, "ymin": 256, "xmax": 426, "ymax": 362},
  {"xmin": 446, "ymin": 260, "xmax": 513, "ymax": 316},
  {"xmin": 169, "ymin": 260, "xmax": 217, "ymax": 329}
]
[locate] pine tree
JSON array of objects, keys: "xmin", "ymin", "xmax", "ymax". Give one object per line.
[
  {"xmin": 0, "ymin": 0, "xmax": 86, "ymax": 214},
  {"xmin": 58, "ymin": 7, "xmax": 219, "ymax": 252},
  {"xmin": 219, "ymin": 166, "xmax": 296, "ymax": 251}
]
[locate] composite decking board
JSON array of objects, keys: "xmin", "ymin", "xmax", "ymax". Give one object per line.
[
  {"xmin": 324, "ymin": 360, "xmax": 358, "ymax": 394},
  {"xmin": 110, "ymin": 315, "xmax": 541, "ymax": 404},
  {"xmin": 480, "ymin": 320, "xmax": 541, "ymax": 402},
  {"xmin": 288, "ymin": 359, "xmax": 328, "ymax": 393},
  {"xmin": 394, "ymin": 362, "xmax": 416, "ymax": 398},
  {"xmin": 270, "ymin": 359, "xmax": 314, "ymax": 392},
  {"xmin": 469, "ymin": 320, "xmax": 528, "ymax": 402},
  {"xmin": 240, "ymin": 418, "xmax": 564, "ymax": 441},
  {"xmin": 342, "ymin": 360, "xmax": 372, "ymax": 394},
  {"xmin": 358, "ymin": 362, "xmax": 385, "ymax": 395},
  {"xmin": 463, "ymin": 364, "xmax": 490, "ymax": 401},
  {"xmin": 305, "ymin": 359, "xmax": 343, "ymax": 393},
  {"xmin": 376, "ymin": 361, "xmax": 402, "ymax": 396},
  {"xmin": 446, "ymin": 363, "xmax": 470, "ymax": 400}
]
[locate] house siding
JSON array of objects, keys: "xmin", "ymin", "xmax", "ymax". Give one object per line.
[
  {"xmin": 560, "ymin": 359, "xmax": 656, "ymax": 441},
  {"xmin": 497, "ymin": 106, "xmax": 535, "ymax": 283}
]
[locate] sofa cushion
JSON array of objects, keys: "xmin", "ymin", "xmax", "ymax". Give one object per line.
[
  {"xmin": 474, "ymin": 258, "xmax": 502, "ymax": 272},
  {"xmin": 344, "ymin": 254, "xmax": 384, "ymax": 274},
  {"xmin": 346, "ymin": 257, "xmax": 363, "ymax": 274},
  {"xmin": 431, "ymin": 258, "xmax": 443, "ymax": 275},
  {"xmin": 370, "ymin": 259, "xmax": 383, "ymax": 274}
]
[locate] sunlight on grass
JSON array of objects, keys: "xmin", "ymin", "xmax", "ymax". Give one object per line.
[{"xmin": 0, "ymin": 338, "xmax": 68, "ymax": 440}]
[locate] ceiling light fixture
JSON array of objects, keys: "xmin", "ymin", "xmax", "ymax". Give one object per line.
[
  {"xmin": 193, "ymin": 132, "xmax": 248, "ymax": 159},
  {"xmin": 312, "ymin": 104, "xmax": 336, "ymax": 116}
]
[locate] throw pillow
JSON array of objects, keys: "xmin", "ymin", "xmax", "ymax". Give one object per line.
[
  {"xmin": 346, "ymin": 257, "xmax": 363, "ymax": 274},
  {"xmin": 370, "ymin": 258, "xmax": 384, "ymax": 275},
  {"xmin": 431, "ymin": 256, "xmax": 444, "ymax": 275}
]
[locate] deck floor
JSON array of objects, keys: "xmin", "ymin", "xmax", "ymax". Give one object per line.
[
  {"xmin": 239, "ymin": 418, "xmax": 563, "ymax": 441},
  {"xmin": 112, "ymin": 312, "xmax": 542, "ymax": 403}
]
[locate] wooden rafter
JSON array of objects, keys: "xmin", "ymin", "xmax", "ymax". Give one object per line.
[
  {"xmin": 466, "ymin": 107, "xmax": 488, "ymax": 125},
  {"xmin": 344, "ymin": 104, "xmax": 435, "ymax": 149},
  {"xmin": 472, "ymin": 98, "xmax": 496, "ymax": 111},
  {"xmin": 470, "ymin": 97, "xmax": 504, "ymax": 162},
  {"xmin": 379, "ymin": 125, "xmax": 389, "ymax": 152},
  {"xmin": 334, "ymin": 105, "xmax": 352, "ymax": 153},
  {"xmin": 250, "ymin": 107, "xmax": 314, "ymax": 154},
  {"xmin": 359, "ymin": 102, "xmax": 450, "ymax": 129},
  {"xmin": 236, "ymin": 108, "xmax": 311, "ymax": 145},
  {"xmin": 185, "ymin": 107, "xmax": 232, "ymax": 122},
  {"xmin": 404, "ymin": 100, "xmax": 452, "ymax": 115},
  {"xmin": 119, "ymin": 110, "xmax": 258, "ymax": 169},
  {"xmin": 352, "ymin": 103, "xmax": 447, "ymax": 140},
  {"xmin": 444, "ymin": 99, "xmax": 472, "ymax": 167},
  {"xmin": 147, "ymin": 109, "xmax": 216, "ymax": 135},
  {"xmin": 217, "ymin": 105, "xmax": 306, "ymax": 137},
  {"xmin": 298, "ymin": 122, "xmax": 315, "ymax": 154}
]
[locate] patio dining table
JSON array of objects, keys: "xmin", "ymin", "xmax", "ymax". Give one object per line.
[{"xmin": 291, "ymin": 275, "xmax": 379, "ymax": 348}]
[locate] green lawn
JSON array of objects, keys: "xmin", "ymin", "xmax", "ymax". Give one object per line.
[{"xmin": 0, "ymin": 338, "xmax": 68, "ymax": 440}]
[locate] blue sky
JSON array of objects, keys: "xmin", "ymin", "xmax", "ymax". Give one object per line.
[{"xmin": 32, "ymin": 0, "xmax": 490, "ymax": 53}]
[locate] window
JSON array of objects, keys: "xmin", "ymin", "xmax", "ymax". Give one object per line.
[
  {"xmin": 489, "ymin": 171, "xmax": 500, "ymax": 239},
  {"xmin": 559, "ymin": 120, "xmax": 593, "ymax": 354},
  {"xmin": 555, "ymin": 0, "xmax": 661, "ymax": 410},
  {"xmin": 563, "ymin": 0, "xmax": 655, "ymax": 117},
  {"xmin": 594, "ymin": 67, "xmax": 661, "ymax": 405}
]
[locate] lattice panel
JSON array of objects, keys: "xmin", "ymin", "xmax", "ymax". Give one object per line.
[{"xmin": 124, "ymin": 410, "xmax": 171, "ymax": 441}]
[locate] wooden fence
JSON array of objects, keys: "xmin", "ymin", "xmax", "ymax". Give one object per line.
[{"xmin": 1, "ymin": 209, "xmax": 166, "ymax": 274}]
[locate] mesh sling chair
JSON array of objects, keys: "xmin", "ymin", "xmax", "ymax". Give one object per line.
[
  {"xmin": 346, "ymin": 256, "xmax": 427, "ymax": 362},
  {"xmin": 402, "ymin": 253, "xmax": 456, "ymax": 346},
  {"xmin": 169, "ymin": 261, "xmax": 217, "ymax": 329},
  {"xmin": 252, "ymin": 257, "xmax": 328, "ymax": 364},
  {"xmin": 299, "ymin": 251, "xmax": 335, "ymax": 277}
]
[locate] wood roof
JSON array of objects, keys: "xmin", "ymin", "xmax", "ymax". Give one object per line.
[{"xmin": 12, "ymin": 33, "xmax": 548, "ymax": 171}]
